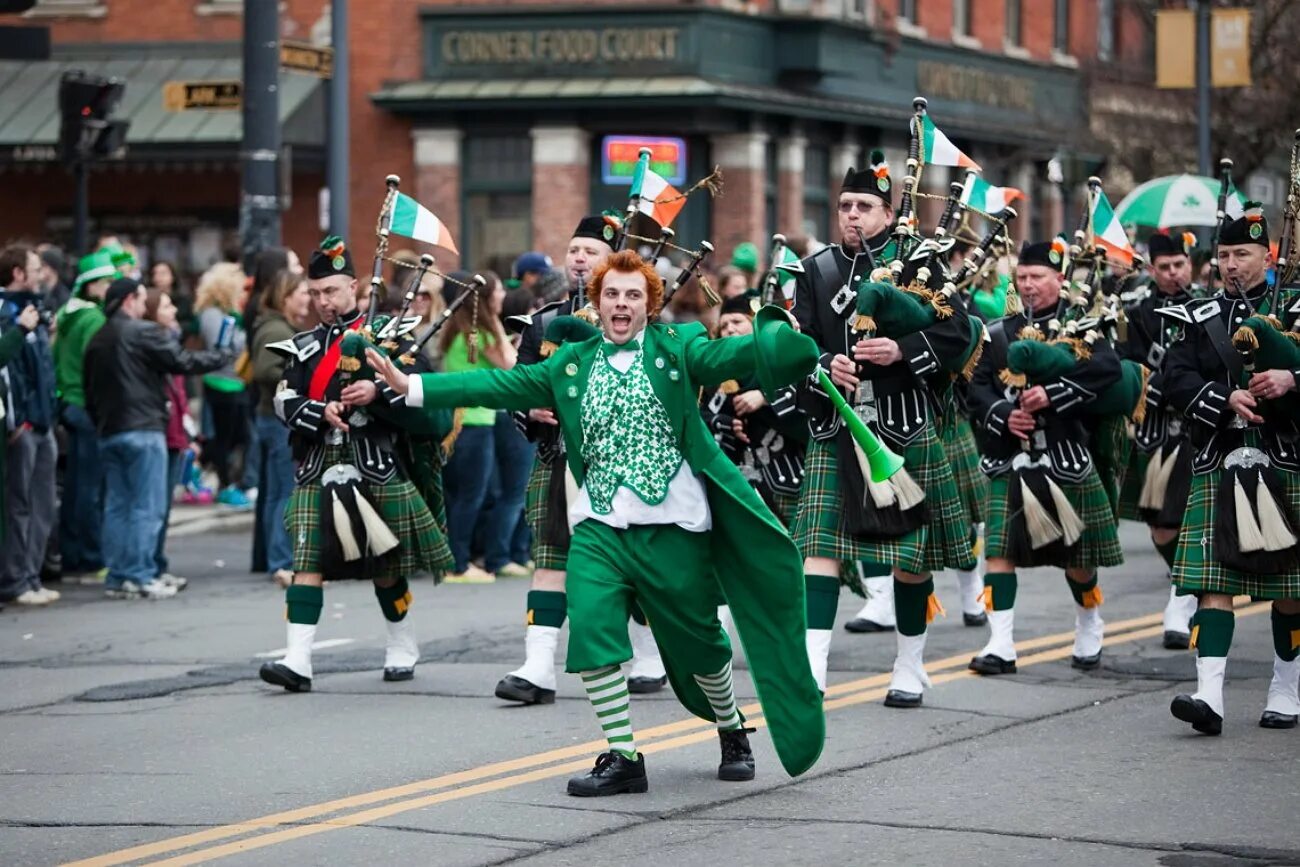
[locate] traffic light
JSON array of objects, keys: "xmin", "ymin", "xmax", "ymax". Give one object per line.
[{"xmin": 58, "ymin": 70, "xmax": 129, "ymax": 166}]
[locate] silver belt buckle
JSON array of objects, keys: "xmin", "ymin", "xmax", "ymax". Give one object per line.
[
  {"xmin": 830, "ymin": 283, "xmax": 855, "ymax": 315},
  {"xmin": 325, "ymin": 428, "xmax": 345, "ymax": 446},
  {"xmin": 1146, "ymin": 342, "xmax": 1166, "ymax": 368},
  {"xmin": 854, "ymin": 381, "xmax": 878, "ymax": 424},
  {"xmin": 1032, "ymin": 430, "xmax": 1047, "ymax": 451}
]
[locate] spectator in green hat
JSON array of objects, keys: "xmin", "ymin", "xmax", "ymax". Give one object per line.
[
  {"xmin": 52, "ymin": 249, "xmax": 119, "ymax": 575},
  {"xmin": 730, "ymin": 242, "xmax": 759, "ymax": 280}
]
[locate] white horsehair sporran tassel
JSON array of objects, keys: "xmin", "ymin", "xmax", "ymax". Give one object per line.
[
  {"xmin": 1254, "ymin": 469, "xmax": 1298, "ymax": 552},
  {"xmin": 332, "ymin": 489, "xmax": 363, "ymax": 561},
  {"xmin": 1235, "ymin": 474, "xmax": 1266, "ymax": 553}
]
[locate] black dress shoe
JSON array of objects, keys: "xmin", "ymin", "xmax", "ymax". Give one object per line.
[
  {"xmin": 259, "ymin": 661, "xmax": 312, "ymax": 693},
  {"xmin": 718, "ymin": 727, "xmax": 756, "ymax": 781},
  {"xmin": 969, "ymin": 654, "xmax": 1017, "ymax": 675},
  {"xmin": 1071, "ymin": 652, "xmax": 1102, "ymax": 671},
  {"xmin": 883, "ymin": 689, "xmax": 923, "ymax": 708},
  {"xmin": 1162, "ymin": 630, "xmax": 1191, "ymax": 650},
  {"xmin": 1170, "ymin": 694, "xmax": 1222, "ymax": 735},
  {"xmin": 1259, "ymin": 710, "xmax": 1299, "ymax": 729},
  {"xmin": 844, "ymin": 617, "xmax": 894, "ymax": 634},
  {"xmin": 963, "ymin": 611, "xmax": 988, "ymax": 627},
  {"xmin": 566, "ymin": 751, "xmax": 648, "ymax": 796},
  {"xmin": 495, "ymin": 674, "xmax": 556, "ymax": 705},
  {"xmin": 627, "ymin": 675, "xmax": 667, "ymax": 694},
  {"xmin": 383, "ymin": 667, "xmax": 415, "ymax": 682}
]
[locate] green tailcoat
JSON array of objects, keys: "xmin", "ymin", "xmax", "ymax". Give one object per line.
[{"xmin": 416, "ymin": 320, "xmax": 825, "ymax": 777}]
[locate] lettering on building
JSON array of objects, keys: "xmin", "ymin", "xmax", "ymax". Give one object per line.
[
  {"xmin": 917, "ymin": 62, "xmax": 1035, "ymax": 113},
  {"xmin": 440, "ymin": 27, "xmax": 681, "ymax": 67}
]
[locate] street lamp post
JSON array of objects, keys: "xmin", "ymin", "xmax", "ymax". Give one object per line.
[{"xmin": 241, "ymin": 0, "xmax": 282, "ymax": 271}]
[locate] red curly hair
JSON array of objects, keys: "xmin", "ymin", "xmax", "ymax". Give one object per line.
[{"xmin": 586, "ymin": 250, "xmax": 665, "ymax": 315}]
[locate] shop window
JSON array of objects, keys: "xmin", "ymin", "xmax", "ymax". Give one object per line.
[
  {"xmin": 802, "ymin": 145, "xmax": 829, "ymax": 244},
  {"xmin": 462, "ymin": 135, "xmax": 532, "ymax": 272}
]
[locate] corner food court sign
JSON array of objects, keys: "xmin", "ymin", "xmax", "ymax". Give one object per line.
[{"xmin": 431, "ymin": 23, "xmax": 685, "ymax": 76}]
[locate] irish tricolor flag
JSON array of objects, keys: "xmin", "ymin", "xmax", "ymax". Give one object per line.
[
  {"xmin": 1090, "ymin": 188, "xmax": 1134, "ymax": 264},
  {"xmin": 629, "ymin": 162, "xmax": 687, "ymax": 228},
  {"xmin": 390, "ymin": 192, "xmax": 458, "ymax": 255},
  {"xmin": 920, "ymin": 115, "xmax": 981, "ymax": 171},
  {"xmin": 965, "ymin": 176, "xmax": 1023, "ymax": 213}
]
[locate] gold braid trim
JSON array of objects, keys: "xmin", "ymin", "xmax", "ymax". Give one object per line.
[
  {"xmin": 574, "ymin": 306, "xmax": 600, "ymax": 326},
  {"xmin": 929, "ymin": 293, "xmax": 954, "ymax": 319},
  {"xmin": 441, "ymin": 407, "xmax": 465, "ymax": 454},
  {"xmin": 379, "ymin": 340, "xmax": 399, "ymax": 353},
  {"xmin": 337, "ymin": 355, "xmax": 362, "ymax": 372},
  {"xmin": 397, "ymin": 354, "xmax": 414, "ymax": 367},
  {"xmin": 539, "ymin": 340, "xmax": 558, "ymax": 358},
  {"xmin": 961, "ymin": 337, "xmax": 985, "ymax": 382},
  {"xmin": 1131, "ymin": 363, "xmax": 1150, "ymax": 425},
  {"xmin": 1016, "ymin": 325, "xmax": 1044, "ymax": 342},
  {"xmin": 852, "ymin": 314, "xmax": 877, "ymax": 334},
  {"xmin": 999, "ymin": 369, "xmax": 1027, "ymax": 389},
  {"xmin": 1053, "ymin": 336, "xmax": 1091, "ymax": 360},
  {"xmin": 718, "ymin": 379, "xmax": 741, "ymax": 395},
  {"xmin": 1286, "ymin": 330, "xmax": 1300, "ymax": 345}
]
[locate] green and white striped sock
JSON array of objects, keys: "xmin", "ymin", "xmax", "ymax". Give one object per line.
[
  {"xmin": 581, "ymin": 666, "xmax": 637, "ymax": 758},
  {"xmin": 695, "ymin": 662, "xmax": 742, "ymax": 731}
]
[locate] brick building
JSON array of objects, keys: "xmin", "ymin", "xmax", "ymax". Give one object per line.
[{"xmin": 0, "ymin": 0, "xmax": 1127, "ymax": 276}]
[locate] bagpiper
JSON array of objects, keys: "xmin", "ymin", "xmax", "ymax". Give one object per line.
[
  {"xmin": 790, "ymin": 156, "xmax": 976, "ymax": 706},
  {"xmin": 494, "ymin": 216, "xmax": 666, "ymax": 707},
  {"xmin": 1161, "ymin": 205, "xmax": 1300, "ymax": 734},
  {"xmin": 372, "ymin": 250, "xmax": 826, "ymax": 794},
  {"xmin": 967, "ymin": 239, "xmax": 1125, "ymax": 677},
  {"xmin": 257, "ymin": 236, "xmax": 452, "ymax": 692},
  {"xmin": 1117, "ymin": 230, "xmax": 1200, "ymax": 648}
]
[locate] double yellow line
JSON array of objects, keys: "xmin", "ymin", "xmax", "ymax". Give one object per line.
[{"xmin": 67, "ymin": 599, "xmax": 1267, "ymax": 867}]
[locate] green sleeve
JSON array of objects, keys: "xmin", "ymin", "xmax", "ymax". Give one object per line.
[
  {"xmin": 683, "ymin": 330, "xmax": 759, "ymax": 387},
  {"xmin": 417, "ymin": 352, "xmax": 555, "ymax": 412},
  {"xmin": 0, "ymin": 326, "xmax": 25, "ymax": 367}
]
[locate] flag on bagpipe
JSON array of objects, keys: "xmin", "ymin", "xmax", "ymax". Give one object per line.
[
  {"xmin": 389, "ymin": 192, "xmax": 459, "ymax": 255},
  {"xmin": 920, "ymin": 115, "xmax": 981, "ymax": 170},
  {"xmin": 1090, "ymin": 187, "xmax": 1135, "ymax": 264}
]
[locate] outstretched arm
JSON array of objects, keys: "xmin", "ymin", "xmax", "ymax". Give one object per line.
[{"xmin": 367, "ymin": 347, "xmax": 554, "ymax": 412}]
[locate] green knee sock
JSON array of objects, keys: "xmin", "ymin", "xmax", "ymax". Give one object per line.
[
  {"xmin": 806, "ymin": 573, "xmax": 841, "ymax": 631},
  {"xmin": 630, "ymin": 600, "xmax": 648, "ymax": 626},
  {"xmin": 582, "ymin": 665, "xmax": 637, "ymax": 759},
  {"xmin": 1153, "ymin": 536, "xmax": 1180, "ymax": 570},
  {"xmin": 1271, "ymin": 607, "xmax": 1300, "ymax": 662},
  {"xmin": 374, "ymin": 579, "xmax": 412, "ymax": 623},
  {"xmin": 1191, "ymin": 608, "xmax": 1235, "ymax": 658},
  {"xmin": 285, "ymin": 584, "xmax": 323, "ymax": 625},
  {"xmin": 984, "ymin": 571, "xmax": 1017, "ymax": 611},
  {"xmin": 860, "ymin": 561, "xmax": 892, "ymax": 578},
  {"xmin": 1066, "ymin": 572, "xmax": 1102, "ymax": 608},
  {"xmin": 894, "ymin": 577, "xmax": 934, "ymax": 637},
  {"xmin": 527, "ymin": 590, "xmax": 567, "ymax": 628}
]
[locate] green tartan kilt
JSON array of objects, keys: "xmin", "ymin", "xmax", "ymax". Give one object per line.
[
  {"xmin": 285, "ymin": 450, "xmax": 452, "ymax": 581},
  {"xmin": 984, "ymin": 468, "xmax": 1124, "ymax": 570},
  {"xmin": 1117, "ymin": 446, "xmax": 1149, "ymax": 523},
  {"xmin": 1173, "ymin": 458, "xmax": 1300, "ymax": 599},
  {"xmin": 792, "ymin": 428, "xmax": 973, "ymax": 574},
  {"xmin": 761, "ymin": 486, "xmax": 800, "ymax": 529},
  {"xmin": 937, "ymin": 414, "xmax": 988, "ymax": 526},
  {"xmin": 525, "ymin": 458, "xmax": 569, "ymax": 571},
  {"xmin": 1091, "ymin": 414, "xmax": 1133, "ymax": 521}
]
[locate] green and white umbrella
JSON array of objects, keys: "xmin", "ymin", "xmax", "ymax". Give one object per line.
[{"xmin": 1114, "ymin": 174, "xmax": 1247, "ymax": 228}]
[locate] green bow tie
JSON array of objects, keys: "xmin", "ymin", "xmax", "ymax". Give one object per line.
[{"xmin": 602, "ymin": 338, "xmax": 640, "ymax": 356}]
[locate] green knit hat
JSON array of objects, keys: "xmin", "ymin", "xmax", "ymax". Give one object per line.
[
  {"xmin": 73, "ymin": 250, "xmax": 118, "ymax": 290},
  {"xmin": 96, "ymin": 241, "xmax": 136, "ymax": 272},
  {"xmin": 731, "ymin": 242, "xmax": 760, "ymax": 275}
]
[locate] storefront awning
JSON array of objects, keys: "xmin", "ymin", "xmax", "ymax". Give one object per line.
[
  {"xmin": 372, "ymin": 75, "xmax": 1064, "ymax": 148},
  {"xmin": 0, "ymin": 47, "xmax": 324, "ymax": 164}
]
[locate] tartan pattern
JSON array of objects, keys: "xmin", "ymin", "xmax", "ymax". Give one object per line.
[
  {"xmin": 936, "ymin": 412, "xmax": 988, "ymax": 526},
  {"xmin": 1092, "ymin": 414, "xmax": 1132, "ymax": 522},
  {"xmin": 1173, "ymin": 434, "xmax": 1300, "ymax": 598},
  {"xmin": 792, "ymin": 429, "xmax": 973, "ymax": 574},
  {"xmin": 767, "ymin": 487, "xmax": 800, "ymax": 529},
  {"xmin": 1117, "ymin": 446, "xmax": 1149, "ymax": 523},
  {"xmin": 984, "ymin": 469, "xmax": 1125, "ymax": 570},
  {"xmin": 285, "ymin": 445, "xmax": 452, "ymax": 580},
  {"xmin": 525, "ymin": 458, "xmax": 569, "ymax": 571}
]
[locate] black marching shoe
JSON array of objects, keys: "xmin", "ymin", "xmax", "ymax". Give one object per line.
[
  {"xmin": 259, "ymin": 661, "xmax": 312, "ymax": 693},
  {"xmin": 963, "ymin": 611, "xmax": 988, "ymax": 628},
  {"xmin": 383, "ymin": 666, "xmax": 414, "ymax": 682},
  {"xmin": 566, "ymin": 751, "xmax": 648, "ymax": 797},
  {"xmin": 844, "ymin": 617, "xmax": 894, "ymax": 634},
  {"xmin": 883, "ymin": 689, "xmax": 923, "ymax": 709},
  {"xmin": 495, "ymin": 674, "xmax": 556, "ymax": 705},
  {"xmin": 718, "ymin": 727, "xmax": 756, "ymax": 781},
  {"xmin": 1162, "ymin": 630, "xmax": 1191, "ymax": 650},
  {"xmin": 627, "ymin": 675, "xmax": 667, "ymax": 694},
  {"xmin": 969, "ymin": 654, "xmax": 1017, "ymax": 676},
  {"xmin": 1259, "ymin": 710, "xmax": 1299, "ymax": 729},
  {"xmin": 1071, "ymin": 652, "xmax": 1102, "ymax": 671},
  {"xmin": 1170, "ymin": 694, "xmax": 1223, "ymax": 735}
]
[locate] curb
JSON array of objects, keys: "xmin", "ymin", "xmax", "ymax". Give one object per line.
[{"xmin": 168, "ymin": 510, "xmax": 255, "ymax": 539}]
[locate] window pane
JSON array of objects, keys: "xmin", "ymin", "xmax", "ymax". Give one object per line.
[
  {"xmin": 954, "ymin": 0, "xmax": 970, "ymax": 36},
  {"xmin": 1006, "ymin": 0, "xmax": 1021, "ymax": 45},
  {"xmin": 464, "ymin": 135, "xmax": 531, "ymax": 187},
  {"xmin": 1097, "ymin": 0, "xmax": 1114, "ymax": 61},
  {"xmin": 1054, "ymin": 0, "xmax": 1070, "ymax": 52},
  {"xmin": 898, "ymin": 0, "xmax": 917, "ymax": 24}
]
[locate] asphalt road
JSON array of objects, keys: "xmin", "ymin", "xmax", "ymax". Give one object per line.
[{"xmin": 1, "ymin": 521, "xmax": 1297, "ymax": 867}]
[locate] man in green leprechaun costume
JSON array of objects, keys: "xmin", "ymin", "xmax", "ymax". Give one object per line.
[
  {"xmin": 1160, "ymin": 205, "xmax": 1300, "ymax": 734},
  {"xmin": 368, "ymin": 249, "xmax": 825, "ymax": 795}
]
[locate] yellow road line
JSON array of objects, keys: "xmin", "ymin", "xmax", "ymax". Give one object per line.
[{"xmin": 69, "ymin": 599, "xmax": 1265, "ymax": 867}]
